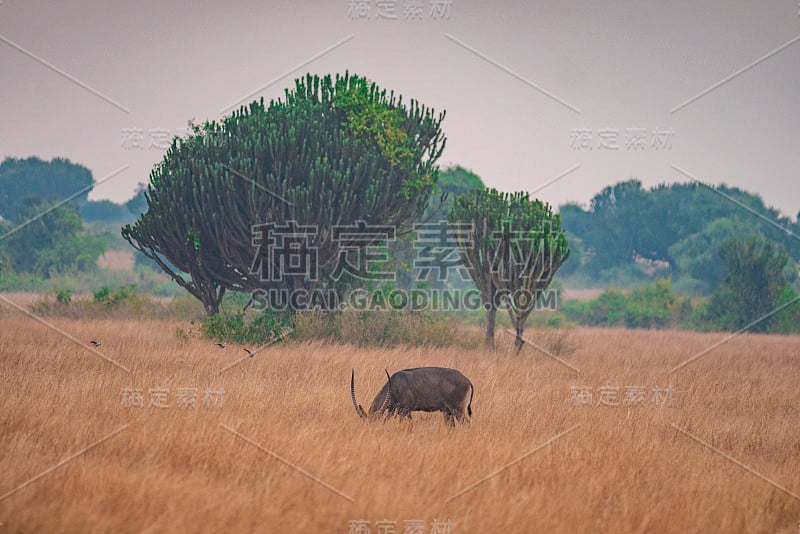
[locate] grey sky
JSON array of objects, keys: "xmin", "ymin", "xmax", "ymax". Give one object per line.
[{"xmin": 1, "ymin": 0, "xmax": 798, "ymax": 218}]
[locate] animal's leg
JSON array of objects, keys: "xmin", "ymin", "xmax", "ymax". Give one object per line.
[{"xmin": 443, "ymin": 412, "xmax": 456, "ymax": 427}]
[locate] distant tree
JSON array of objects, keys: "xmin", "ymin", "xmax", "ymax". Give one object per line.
[
  {"xmin": 1, "ymin": 199, "xmax": 106, "ymax": 277},
  {"xmin": 125, "ymin": 183, "xmax": 148, "ymax": 217},
  {"xmin": 438, "ymin": 165, "xmax": 484, "ymax": 196},
  {"xmin": 668, "ymin": 218, "xmax": 753, "ymax": 292},
  {"xmin": 0, "ymin": 219, "xmax": 10, "ymax": 275},
  {"xmin": 450, "ymin": 188, "xmax": 569, "ymax": 350},
  {"xmin": 561, "ymin": 180, "xmax": 800, "ymax": 283},
  {"xmin": 560, "ymin": 180, "xmax": 651, "ymax": 271},
  {"xmin": 554, "ymin": 234, "xmax": 583, "ymax": 278},
  {"xmin": 0, "ymin": 157, "xmax": 93, "ymax": 222},
  {"xmin": 387, "ymin": 165, "xmax": 485, "ymax": 290},
  {"xmin": 80, "ymin": 200, "xmax": 132, "ymax": 223},
  {"xmin": 707, "ymin": 236, "xmax": 798, "ymax": 333}
]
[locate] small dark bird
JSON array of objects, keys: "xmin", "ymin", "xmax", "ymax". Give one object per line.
[
  {"xmin": 217, "ymin": 342, "xmax": 228, "ymax": 348},
  {"xmin": 242, "ymin": 348, "xmax": 256, "ymax": 357},
  {"xmin": 89, "ymin": 340, "xmax": 101, "ymax": 347}
]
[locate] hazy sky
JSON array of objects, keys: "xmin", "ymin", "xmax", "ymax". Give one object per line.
[{"xmin": 1, "ymin": 0, "xmax": 798, "ymax": 218}]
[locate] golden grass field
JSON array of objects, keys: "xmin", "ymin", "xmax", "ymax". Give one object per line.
[{"xmin": 1, "ymin": 314, "xmax": 799, "ymax": 533}]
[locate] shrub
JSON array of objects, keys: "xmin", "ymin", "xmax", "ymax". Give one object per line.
[
  {"xmin": 200, "ymin": 309, "xmax": 294, "ymax": 345},
  {"xmin": 562, "ymin": 279, "xmax": 684, "ymax": 330},
  {"xmin": 56, "ymin": 289, "xmax": 72, "ymax": 305}
]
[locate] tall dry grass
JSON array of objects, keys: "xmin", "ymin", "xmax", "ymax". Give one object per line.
[{"xmin": 0, "ymin": 317, "xmax": 798, "ymax": 533}]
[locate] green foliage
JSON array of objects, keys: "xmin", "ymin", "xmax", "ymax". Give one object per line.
[
  {"xmin": 200, "ymin": 309, "xmax": 294, "ymax": 344},
  {"xmin": 80, "ymin": 200, "xmax": 133, "ymax": 223},
  {"xmin": 125, "ymin": 183, "xmax": 148, "ymax": 217},
  {"xmin": 706, "ymin": 236, "xmax": 799, "ymax": 333},
  {"xmin": 574, "ymin": 289, "xmax": 628, "ymax": 326},
  {"xmin": 123, "ymin": 72, "xmax": 446, "ymax": 315},
  {"xmin": 561, "ymin": 180, "xmax": 800, "ymax": 288},
  {"xmin": 385, "ymin": 166, "xmax": 486, "ymax": 290},
  {"xmin": 0, "ymin": 270, "xmax": 51, "ymax": 292},
  {"xmin": 437, "ymin": 166, "xmax": 484, "ymax": 197},
  {"xmin": 29, "ymin": 286, "xmax": 203, "ymax": 321},
  {"xmin": 426, "ymin": 165, "xmax": 485, "ymax": 217},
  {"xmin": 56, "ymin": 289, "xmax": 72, "ymax": 305},
  {"xmin": 0, "ymin": 156, "xmax": 94, "ymax": 222},
  {"xmin": 623, "ymin": 280, "xmax": 676, "ymax": 328},
  {"xmin": 564, "ymin": 279, "xmax": 691, "ymax": 329},
  {"xmin": 556, "ymin": 235, "xmax": 583, "ymax": 278},
  {"xmin": 449, "ymin": 186, "xmax": 570, "ymax": 349},
  {"xmin": 668, "ymin": 218, "xmax": 752, "ymax": 292},
  {"xmin": 0, "ymin": 199, "xmax": 106, "ymax": 278},
  {"xmin": 93, "ymin": 284, "xmax": 138, "ymax": 304}
]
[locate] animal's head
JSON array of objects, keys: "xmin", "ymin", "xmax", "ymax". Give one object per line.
[{"xmin": 351, "ymin": 369, "xmax": 392, "ymax": 419}]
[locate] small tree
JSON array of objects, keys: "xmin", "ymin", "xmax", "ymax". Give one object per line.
[
  {"xmin": 708, "ymin": 236, "xmax": 797, "ymax": 333},
  {"xmin": 450, "ymin": 188, "xmax": 569, "ymax": 350}
]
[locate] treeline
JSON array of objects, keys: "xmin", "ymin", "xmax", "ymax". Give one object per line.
[
  {"xmin": 557, "ymin": 181, "xmax": 799, "ymax": 333},
  {"xmin": 0, "ymin": 157, "xmax": 152, "ymax": 287},
  {"xmin": 560, "ymin": 179, "xmax": 800, "ymax": 293}
]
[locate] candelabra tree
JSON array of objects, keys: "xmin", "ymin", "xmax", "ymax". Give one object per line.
[
  {"xmin": 450, "ymin": 188, "xmax": 570, "ymax": 351},
  {"xmin": 122, "ymin": 72, "xmax": 446, "ymax": 314}
]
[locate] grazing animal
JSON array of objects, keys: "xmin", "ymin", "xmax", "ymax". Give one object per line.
[
  {"xmin": 89, "ymin": 340, "xmax": 101, "ymax": 347},
  {"xmin": 351, "ymin": 367, "xmax": 474, "ymax": 426},
  {"xmin": 242, "ymin": 348, "xmax": 256, "ymax": 357},
  {"xmin": 217, "ymin": 342, "xmax": 228, "ymax": 348}
]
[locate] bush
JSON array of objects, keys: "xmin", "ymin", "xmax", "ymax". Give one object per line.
[
  {"xmin": 93, "ymin": 284, "xmax": 137, "ymax": 304},
  {"xmin": 563, "ymin": 279, "xmax": 685, "ymax": 329},
  {"xmin": 623, "ymin": 280, "xmax": 675, "ymax": 328},
  {"xmin": 56, "ymin": 289, "xmax": 72, "ymax": 305},
  {"xmin": 200, "ymin": 309, "xmax": 294, "ymax": 345}
]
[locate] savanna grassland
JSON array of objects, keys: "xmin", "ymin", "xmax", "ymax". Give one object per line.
[{"xmin": 0, "ymin": 316, "xmax": 799, "ymax": 533}]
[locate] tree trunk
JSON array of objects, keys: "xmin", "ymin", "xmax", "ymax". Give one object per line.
[
  {"xmin": 485, "ymin": 305, "xmax": 496, "ymax": 348},
  {"xmin": 202, "ymin": 285, "xmax": 225, "ymax": 316},
  {"xmin": 513, "ymin": 321, "xmax": 525, "ymax": 353}
]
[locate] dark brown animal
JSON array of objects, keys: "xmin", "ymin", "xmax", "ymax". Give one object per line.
[{"xmin": 351, "ymin": 367, "xmax": 474, "ymax": 426}]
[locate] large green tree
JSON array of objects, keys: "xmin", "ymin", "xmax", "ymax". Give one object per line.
[
  {"xmin": 123, "ymin": 73, "xmax": 446, "ymax": 314},
  {"xmin": 0, "ymin": 157, "xmax": 93, "ymax": 222},
  {"xmin": 450, "ymin": 188, "xmax": 570, "ymax": 351}
]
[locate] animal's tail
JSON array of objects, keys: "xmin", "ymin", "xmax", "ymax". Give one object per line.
[{"xmin": 467, "ymin": 384, "xmax": 474, "ymax": 417}]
